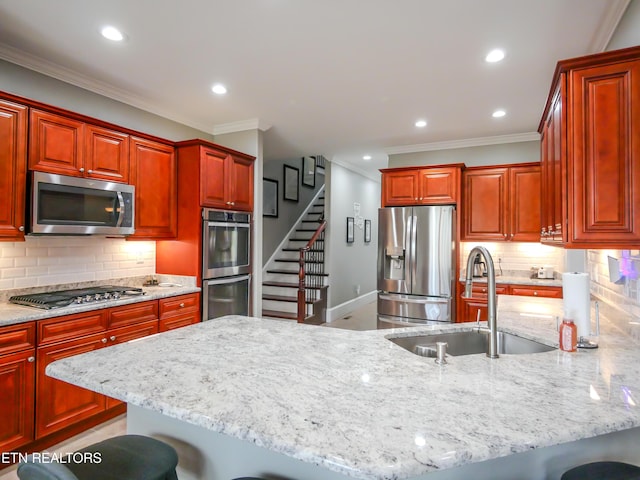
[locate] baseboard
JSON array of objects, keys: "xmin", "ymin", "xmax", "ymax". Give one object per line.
[{"xmin": 326, "ymin": 290, "xmax": 377, "ymax": 322}]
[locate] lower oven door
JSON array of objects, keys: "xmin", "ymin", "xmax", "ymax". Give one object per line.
[{"xmin": 202, "ymin": 275, "xmax": 251, "ymax": 321}]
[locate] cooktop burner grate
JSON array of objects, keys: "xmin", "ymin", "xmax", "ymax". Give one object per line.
[{"xmin": 10, "ymin": 286, "xmax": 145, "ymax": 309}]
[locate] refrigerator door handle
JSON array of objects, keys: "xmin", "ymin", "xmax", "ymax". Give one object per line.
[
  {"xmin": 379, "ymin": 293, "xmax": 448, "ymax": 303},
  {"xmin": 409, "ymin": 214, "xmax": 417, "ymax": 291}
]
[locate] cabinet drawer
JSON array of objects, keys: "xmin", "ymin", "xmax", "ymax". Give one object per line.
[
  {"xmin": 159, "ymin": 293, "xmax": 199, "ymax": 318},
  {"xmin": 38, "ymin": 311, "xmax": 107, "ymax": 346},
  {"xmin": 510, "ymin": 286, "xmax": 563, "ymax": 298},
  {"xmin": 469, "ymin": 284, "xmax": 508, "ymax": 297},
  {"xmin": 107, "ymin": 300, "xmax": 158, "ymax": 329},
  {"xmin": 159, "ymin": 312, "xmax": 200, "ymax": 332},
  {"xmin": 0, "ymin": 322, "xmax": 36, "ymax": 356}
]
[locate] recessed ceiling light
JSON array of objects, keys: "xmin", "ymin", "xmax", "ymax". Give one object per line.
[
  {"xmin": 492, "ymin": 109, "xmax": 506, "ymax": 118},
  {"xmin": 101, "ymin": 26, "xmax": 124, "ymax": 42},
  {"xmin": 415, "ymin": 120, "xmax": 427, "ymax": 128},
  {"xmin": 211, "ymin": 84, "xmax": 227, "ymax": 95},
  {"xmin": 363, "ymin": 155, "xmax": 372, "ymax": 161},
  {"xmin": 485, "ymin": 49, "xmax": 505, "ymax": 63}
]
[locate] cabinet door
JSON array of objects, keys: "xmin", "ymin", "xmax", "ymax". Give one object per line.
[
  {"xmin": 104, "ymin": 320, "xmax": 159, "ymax": 409},
  {"xmin": 417, "ymin": 167, "xmax": 459, "ymax": 204},
  {"xmin": 29, "ymin": 110, "xmax": 84, "ymax": 176},
  {"xmin": 569, "ymin": 60, "xmax": 640, "ymax": 245},
  {"xmin": 35, "ymin": 333, "xmax": 107, "ymax": 439},
  {"xmin": 129, "ymin": 137, "xmax": 177, "ymax": 239},
  {"xmin": 0, "ymin": 100, "xmax": 27, "ymax": 240},
  {"xmin": 159, "ymin": 293, "xmax": 201, "ymax": 332},
  {"xmin": 228, "ymin": 154, "xmax": 254, "ymax": 211},
  {"xmin": 459, "ymin": 298, "xmax": 487, "ymax": 323},
  {"xmin": 381, "ymin": 170, "xmax": 419, "ymax": 206},
  {"xmin": 0, "ymin": 349, "xmax": 35, "ymax": 452},
  {"xmin": 462, "ymin": 168, "xmax": 509, "ymax": 240},
  {"xmin": 509, "ymin": 165, "xmax": 541, "ymax": 242},
  {"xmin": 107, "ymin": 300, "xmax": 158, "ymax": 330},
  {"xmin": 200, "ymin": 147, "xmax": 228, "ymax": 208},
  {"xmin": 85, "ymin": 125, "xmax": 129, "ymax": 182}
]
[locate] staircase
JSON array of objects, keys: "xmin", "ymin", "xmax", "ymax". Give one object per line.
[{"xmin": 262, "ymin": 187, "xmax": 328, "ymax": 324}]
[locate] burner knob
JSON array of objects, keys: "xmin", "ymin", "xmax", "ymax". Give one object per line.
[
  {"xmin": 84, "ymin": 295, "xmax": 93, "ymax": 302},
  {"xmin": 75, "ymin": 297, "xmax": 84, "ymax": 304},
  {"xmin": 104, "ymin": 292, "xmax": 112, "ymax": 299},
  {"xmin": 112, "ymin": 292, "xmax": 121, "ymax": 299},
  {"xmin": 94, "ymin": 294, "xmax": 102, "ymax": 301}
]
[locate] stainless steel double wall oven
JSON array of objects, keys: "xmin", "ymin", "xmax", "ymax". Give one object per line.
[{"xmin": 201, "ymin": 209, "xmax": 251, "ymax": 321}]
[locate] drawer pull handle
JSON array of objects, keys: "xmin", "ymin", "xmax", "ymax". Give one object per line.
[
  {"xmin": 179, "ymin": 303, "xmax": 185, "ymax": 308},
  {"xmin": 28, "ymin": 356, "xmax": 35, "ymax": 363},
  {"xmin": 533, "ymin": 292, "xmax": 538, "ymax": 296},
  {"xmin": 110, "ymin": 335, "xmax": 116, "ymax": 341},
  {"xmin": 101, "ymin": 338, "xmax": 108, "ymax": 344}
]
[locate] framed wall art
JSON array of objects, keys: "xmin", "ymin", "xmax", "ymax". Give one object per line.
[
  {"xmin": 302, "ymin": 156, "xmax": 316, "ymax": 188},
  {"xmin": 263, "ymin": 178, "xmax": 278, "ymax": 217},
  {"xmin": 364, "ymin": 219, "xmax": 371, "ymax": 243},
  {"xmin": 283, "ymin": 165, "xmax": 299, "ymax": 202},
  {"xmin": 346, "ymin": 217, "xmax": 355, "ymax": 243}
]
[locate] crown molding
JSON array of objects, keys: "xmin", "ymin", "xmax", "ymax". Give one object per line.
[
  {"xmin": 591, "ymin": 0, "xmax": 631, "ymax": 52},
  {"xmin": 0, "ymin": 44, "xmax": 216, "ymax": 134},
  {"xmin": 212, "ymin": 118, "xmax": 271, "ymax": 135},
  {"xmin": 385, "ymin": 132, "xmax": 540, "ymax": 155},
  {"xmin": 330, "ymin": 157, "xmax": 381, "ymax": 183}
]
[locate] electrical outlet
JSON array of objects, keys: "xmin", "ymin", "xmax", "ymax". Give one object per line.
[{"xmin": 355, "ymin": 284, "xmax": 361, "ymax": 295}]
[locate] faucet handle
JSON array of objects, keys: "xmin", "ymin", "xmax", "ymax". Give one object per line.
[{"xmin": 476, "ymin": 309, "xmax": 481, "ymax": 325}]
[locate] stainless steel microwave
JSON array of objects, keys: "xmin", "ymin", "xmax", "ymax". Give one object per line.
[{"xmin": 30, "ymin": 171, "xmax": 135, "ymax": 235}]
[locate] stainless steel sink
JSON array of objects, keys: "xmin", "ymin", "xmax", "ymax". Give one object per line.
[{"xmin": 388, "ymin": 330, "xmax": 556, "ymax": 357}]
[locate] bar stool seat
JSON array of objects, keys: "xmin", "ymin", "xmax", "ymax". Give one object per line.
[
  {"xmin": 17, "ymin": 434, "xmax": 178, "ymax": 480},
  {"xmin": 561, "ymin": 461, "xmax": 640, "ymax": 480}
]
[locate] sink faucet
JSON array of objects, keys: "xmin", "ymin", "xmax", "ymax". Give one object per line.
[{"xmin": 463, "ymin": 246, "xmax": 498, "ymax": 359}]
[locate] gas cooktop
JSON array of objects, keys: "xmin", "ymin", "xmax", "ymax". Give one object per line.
[{"xmin": 9, "ymin": 286, "xmax": 145, "ymax": 309}]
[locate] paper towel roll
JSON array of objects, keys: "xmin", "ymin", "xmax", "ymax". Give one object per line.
[{"xmin": 562, "ymin": 272, "xmax": 591, "ymax": 338}]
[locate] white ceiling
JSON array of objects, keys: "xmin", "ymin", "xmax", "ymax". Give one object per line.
[{"xmin": 0, "ymin": 0, "xmax": 631, "ymax": 176}]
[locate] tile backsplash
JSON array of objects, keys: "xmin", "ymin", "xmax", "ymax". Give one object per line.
[
  {"xmin": 588, "ymin": 249, "xmax": 640, "ymax": 318},
  {"xmin": 460, "ymin": 242, "xmax": 566, "ymax": 276},
  {"xmin": 0, "ymin": 237, "xmax": 155, "ymax": 290}
]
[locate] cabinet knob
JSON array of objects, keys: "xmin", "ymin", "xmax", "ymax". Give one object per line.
[
  {"xmin": 503, "ymin": 233, "xmax": 508, "ymax": 238},
  {"xmin": 79, "ymin": 167, "xmax": 85, "ymax": 173},
  {"xmin": 110, "ymin": 335, "xmax": 116, "ymax": 341},
  {"xmin": 19, "ymin": 226, "xmax": 24, "ymax": 232},
  {"xmin": 28, "ymin": 356, "xmax": 35, "ymax": 363},
  {"xmin": 101, "ymin": 338, "xmax": 108, "ymax": 344},
  {"xmin": 482, "ymin": 288, "xmax": 487, "ymax": 293},
  {"xmin": 533, "ymin": 292, "xmax": 538, "ymax": 296},
  {"xmin": 88, "ymin": 169, "xmax": 93, "ymax": 174},
  {"xmin": 179, "ymin": 303, "xmax": 185, "ymax": 308}
]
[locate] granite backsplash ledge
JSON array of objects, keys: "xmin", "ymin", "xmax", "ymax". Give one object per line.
[{"xmin": 0, "ymin": 274, "xmax": 196, "ymax": 304}]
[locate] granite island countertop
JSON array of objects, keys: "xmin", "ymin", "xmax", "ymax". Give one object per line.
[
  {"xmin": 0, "ymin": 284, "xmax": 200, "ymax": 327},
  {"xmin": 46, "ymin": 296, "xmax": 640, "ymax": 480}
]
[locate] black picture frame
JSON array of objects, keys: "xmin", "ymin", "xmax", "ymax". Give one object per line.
[
  {"xmin": 346, "ymin": 217, "xmax": 355, "ymax": 243},
  {"xmin": 364, "ymin": 219, "xmax": 371, "ymax": 243},
  {"xmin": 283, "ymin": 165, "xmax": 299, "ymax": 202},
  {"xmin": 263, "ymin": 178, "xmax": 278, "ymax": 217},
  {"xmin": 302, "ymin": 156, "xmax": 316, "ymax": 188}
]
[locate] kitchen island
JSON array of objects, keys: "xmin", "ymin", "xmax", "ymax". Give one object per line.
[{"xmin": 46, "ymin": 296, "xmax": 640, "ymax": 480}]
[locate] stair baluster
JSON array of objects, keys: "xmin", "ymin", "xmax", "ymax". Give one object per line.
[{"xmin": 297, "ymin": 220, "xmax": 327, "ymax": 323}]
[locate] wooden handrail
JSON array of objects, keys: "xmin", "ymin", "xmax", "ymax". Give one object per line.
[{"xmin": 297, "ymin": 220, "xmax": 327, "ymax": 323}]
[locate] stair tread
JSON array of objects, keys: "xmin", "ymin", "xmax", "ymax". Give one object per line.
[
  {"xmin": 275, "ymin": 259, "xmax": 323, "ymax": 264},
  {"xmin": 262, "ymin": 294, "xmax": 313, "ymax": 304},
  {"xmin": 263, "ymin": 281, "xmax": 326, "ymax": 289},
  {"xmin": 261, "ymin": 309, "xmax": 299, "ymax": 320},
  {"xmin": 267, "ymin": 269, "xmax": 329, "ymax": 276},
  {"xmin": 282, "ymin": 248, "xmax": 323, "ymax": 252}
]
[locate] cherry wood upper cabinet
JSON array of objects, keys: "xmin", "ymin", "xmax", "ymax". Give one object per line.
[
  {"xmin": 128, "ymin": 136, "xmax": 177, "ymax": 239},
  {"xmin": 380, "ymin": 166, "xmax": 461, "ymax": 206},
  {"xmin": 29, "ymin": 110, "xmax": 130, "ymax": 182},
  {"xmin": 462, "ymin": 164, "xmax": 541, "ymax": 242},
  {"xmin": 0, "ymin": 99, "xmax": 27, "ymax": 241},
  {"xmin": 538, "ymin": 46, "xmax": 640, "ymax": 248}
]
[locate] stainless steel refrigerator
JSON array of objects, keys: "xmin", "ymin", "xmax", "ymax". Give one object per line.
[{"xmin": 377, "ymin": 205, "xmax": 456, "ymax": 323}]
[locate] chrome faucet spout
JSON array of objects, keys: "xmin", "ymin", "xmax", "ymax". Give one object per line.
[{"xmin": 463, "ymin": 246, "xmax": 498, "ymax": 359}]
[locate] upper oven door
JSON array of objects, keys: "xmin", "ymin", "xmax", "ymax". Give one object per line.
[
  {"xmin": 202, "ymin": 209, "xmax": 251, "ymax": 278},
  {"xmin": 31, "ymin": 172, "xmax": 135, "ymax": 235}
]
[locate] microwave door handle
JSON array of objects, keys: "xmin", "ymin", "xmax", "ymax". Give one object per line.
[
  {"xmin": 115, "ymin": 192, "xmax": 125, "ymax": 228},
  {"xmin": 207, "ymin": 221, "xmax": 250, "ymax": 228}
]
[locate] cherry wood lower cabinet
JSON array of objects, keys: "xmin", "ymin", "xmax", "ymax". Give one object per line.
[
  {"xmin": 0, "ymin": 322, "xmax": 35, "ymax": 453},
  {"xmin": 456, "ymin": 283, "xmax": 563, "ymax": 322},
  {"xmin": 159, "ymin": 293, "xmax": 201, "ymax": 332}
]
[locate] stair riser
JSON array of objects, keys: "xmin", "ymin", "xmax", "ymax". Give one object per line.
[
  {"xmin": 262, "ymin": 299, "xmax": 297, "ymax": 313},
  {"xmin": 262, "ymin": 285, "xmax": 298, "ymax": 296}
]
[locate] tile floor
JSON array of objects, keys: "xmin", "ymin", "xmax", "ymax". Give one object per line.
[{"xmin": 0, "ymin": 301, "xmax": 378, "ymax": 479}]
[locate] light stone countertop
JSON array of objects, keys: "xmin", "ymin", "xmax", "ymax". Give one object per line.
[
  {"xmin": 0, "ymin": 285, "xmax": 200, "ymax": 327},
  {"xmin": 46, "ymin": 296, "xmax": 640, "ymax": 480}
]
